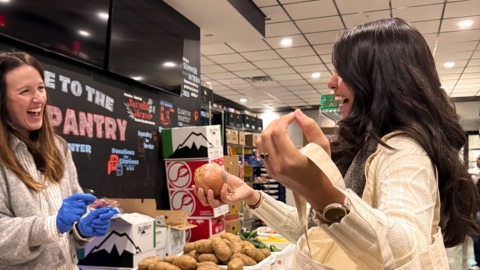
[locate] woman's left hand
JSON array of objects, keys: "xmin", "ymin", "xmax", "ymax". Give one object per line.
[{"xmin": 255, "ymin": 109, "xmax": 344, "ymax": 210}]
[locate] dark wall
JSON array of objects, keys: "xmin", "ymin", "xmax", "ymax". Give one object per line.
[{"xmin": 0, "ymin": 2, "xmax": 201, "ymax": 209}]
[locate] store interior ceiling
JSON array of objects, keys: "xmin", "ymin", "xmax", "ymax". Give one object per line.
[{"xmin": 168, "ymin": 0, "xmax": 480, "ymax": 114}]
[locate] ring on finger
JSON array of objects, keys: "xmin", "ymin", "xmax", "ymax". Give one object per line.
[{"xmin": 260, "ymin": 153, "xmax": 269, "ymax": 160}]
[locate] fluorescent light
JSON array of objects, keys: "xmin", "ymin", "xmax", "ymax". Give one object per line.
[
  {"xmin": 240, "ymin": 98, "xmax": 247, "ymax": 103},
  {"xmin": 0, "ymin": 0, "xmax": 11, "ymax": 3},
  {"xmin": 458, "ymin": 20, "xmax": 473, "ymax": 28},
  {"xmin": 311, "ymin": 72, "xmax": 321, "ymax": 78},
  {"xmin": 280, "ymin": 38, "xmax": 292, "ymax": 46},
  {"xmin": 79, "ymin": 30, "xmax": 90, "ymax": 37},
  {"xmin": 163, "ymin": 62, "xmax": 176, "ymax": 67},
  {"xmin": 443, "ymin": 62, "xmax": 455, "ymax": 68},
  {"xmin": 132, "ymin": 76, "xmax": 143, "ymax": 81},
  {"xmin": 98, "ymin": 12, "xmax": 109, "ymax": 20}
]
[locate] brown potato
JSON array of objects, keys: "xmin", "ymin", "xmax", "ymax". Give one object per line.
[
  {"xmin": 225, "ymin": 240, "xmax": 242, "ymax": 254},
  {"xmin": 138, "ymin": 257, "xmax": 162, "ymax": 270},
  {"xmin": 231, "ymin": 253, "xmax": 257, "ymax": 266},
  {"xmin": 228, "ymin": 257, "xmax": 244, "ymax": 270},
  {"xmin": 187, "ymin": 250, "xmax": 199, "ymax": 261},
  {"xmin": 198, "ymin": 261, "xmax": 218, "ymax": 267},
  {"xmin": 198, "ymin": 253, "xmax": 220, "ymax": 264},
  {"xmin": 195, "ymin": 239, "xmax": 214, "ymax": 253},
  {"xmin": 260, "ymin": 248, "xmax": 271, "ymax": 258},
  {"xmin": 240, "ymin": 241, "xmax": 256, "ymax": 249},
  {"xmin": 197, "ymin": 265, "xmax": 222, "ymax": 270},
  {"xmin": 173, "ymin": 255, "xmax": 197, "ymax": 270},
  {"xmin": 183, "ymin": 242, "xmax": 195, "ymax": 254},
  {"xmin": 212, "ymin": 236, "xmax": 233, "ymax": 262},
  {"xmin": 223, "ymin": 238, "xmax": 232, "ymax": 245},
  {"xmin": 148, "ymin": 262, "xmax": 180, "ymax": 270},
  {"xmin": 221, "ymin": 232, "xmax": 242, "ymax": 243},
  {"xmin": 163, "ymin": 255, "xmax": 178, "ymax": 264},
  {"xmin": 242, "ymin": 246, "xmax": 265, "ymax": 263}
]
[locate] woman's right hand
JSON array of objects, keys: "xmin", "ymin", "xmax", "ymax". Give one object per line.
[
  {"xmin": 192, "ymin": 173, "xmax": 258, "ymax": 207},
  {"xmin": 56, "ymin": 193, "xmax": 96, "ymax": 234}
]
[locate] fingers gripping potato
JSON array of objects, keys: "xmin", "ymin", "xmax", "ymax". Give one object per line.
[
  {"xmin": 228, "ymin": 257, "xmax": 244, "ymax": 270},
  {"xmin": 195, "ymin": 239, "xmax": 214, "ymax": 253},
  {"xmin": 242, "ymin": 246, "xmax": 265, "ymax": 263},
  {"xmin": 148, "ymin": 262, "xmax": 180, "ymax": 270},
  {"xmin": 198, "ymin": 253, "xmax": 220, "ymax": 264},
  {"xmin": 173, "ymin": 255, "xmax": 197, "ymax": 270},
  {"xmin": 183, "ymin": 242, "xmax": 195, "ymax": 254},
  {"xmin": 212, "ymin": 236, "xmax": 233, "ymax": 262},
  {"xmin": 231, "ymin": 253, "xmax": 257, "ymax": 266}
]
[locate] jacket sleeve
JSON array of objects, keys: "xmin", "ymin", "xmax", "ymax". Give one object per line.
[
  {"xmin": 301, "ymin": 141, "xmax": 438, "ymax": 269},
  {"xmin": 251, "ymin": 191, "xmax": 308, "ymax": 243},
  {"xmin": 0, "ymin": 170, "xmax": 62, "ymax": 265}
]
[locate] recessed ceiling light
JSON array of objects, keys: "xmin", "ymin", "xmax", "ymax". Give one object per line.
[
  {"xmin": 240, "ymin": 98, "xmax": 247, "ymax": 103},
  {"xmin": 280, "ymin": 38, "xmax": 292, "ymax": 46},
  {"xmin": 458, "ymin": 20, "xmax": 473, "ymax": 28},
  {"xmin": 79, "ymin": 30, "xmax": 90, "ymax": 37},
  {"xmin": 132, "ymin": 76, "xmax": 143, "ymax": 80},
  {"xmin": 0, "ymin": 0, "xmax": 11, "ymax": 3},
  {"xmin": 311, "ymin": 72, "xmax": 321, "ymax": 78},
  {"xmin": 163, "ymin": 62, "xmax": 176, "ymax": 67},
  {"xmin": 443, "ymin": 62, "xmax": 455, "ymax": 68},
  {"xmin": 98, "ymin": 12, "xmax": 109, "ymax": 20}
]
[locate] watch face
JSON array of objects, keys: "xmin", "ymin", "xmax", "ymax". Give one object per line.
[{"xmin": 325, "ymin": 207, "xmax": 346, "ymax": 222}]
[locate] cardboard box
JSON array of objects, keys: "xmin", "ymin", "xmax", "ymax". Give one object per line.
[
  {"xmin": 238, "ymin": 131, "xmax": 246, "ymax": 145},
  {"xmin": 155, "ymin": 227, "xmax": 168, "ymax": 258},
  {"xmin": 78, "ymin": 213, "xmax": 156, "ymax": 268},
  {"xmin": 224, "ymin": 156, "xmax": 239, "ymax": 177},
  {"xmin": 186, "ymin": 216, "xmax": 226, "ymax": 242},
  {"xmin": 245, "ymin": 134, "xmax": 262, "ymax": 147},
  {"xmin": 169, "ymin": 189, "xmax": 229, "ymax": 218},
  {"xmin": 225, "ymin": 128, "xmax": 238, "ymax": 144},
  {"xmin": 165, "ymin": 157, "xmax": 224, "ymax": 190},
  {"xmin": 225, "ymin": 214, "xmax": 241, "ymax": 235},
  {"xmin": 162, "ymin": 125, "xmax": 223, "ymax": 159},
  {"xmin": 229, "ymin": 202, "xmax": 242, "ymax": 215}
]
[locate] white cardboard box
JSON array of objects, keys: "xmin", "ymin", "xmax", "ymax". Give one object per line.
[
  {"xmin": 155, "ymin": 227, "xmax": 168, "ymax": 258},
  {"xmin": 78, "ymin": 213, "xmax": 156, "ymax": 268}
]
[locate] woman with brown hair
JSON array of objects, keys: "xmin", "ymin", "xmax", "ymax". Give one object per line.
[
  {"xmin": 0, "ymin": 52, "xmax": 117, "ymax": 269},
  {"xmin": 194, "ymin": 17, "xmax": 480, "ymax": 269}
]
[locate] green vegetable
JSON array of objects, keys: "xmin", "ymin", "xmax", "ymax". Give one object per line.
[
  {"xmin": 237, "ymin": 233, "xmax": 247, "ymax": 241},
  {"xmin": 270, "ymin": 245, "xmax": 280, "ymax": 252},
  {"xmin": 259, "ymin": 243, "xmax": 267, "ymax": 249},
  {"xmin": 248, "ymin": 240, "xmax": 260, "ymax": 248},
  {"xmin": 243, "ymin": 230, "xmax": 251, "ymax": 238},
  {"xmin": 248, "ymin": 230, "xmax": 257, "ymax": 239}
]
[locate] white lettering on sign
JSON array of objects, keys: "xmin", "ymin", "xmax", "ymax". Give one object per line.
[
  {"xmin": 68, "ymin": 143, "xmax": 92, "ymax": 153},
  {"xmin": 44, "ymin": 71, "xmax": 56, "ymax": 89}
]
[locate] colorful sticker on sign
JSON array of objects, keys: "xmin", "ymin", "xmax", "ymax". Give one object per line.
[
  {"xmin": 107, "ymin": 148, "xmax": 139, "ymax": 176},
  {"xmin": 124, "ymin": 93, "xmax": 156, "ymax": 126},
  {"xmin": 137, "ymin": 130, "xmax": 158, "ymax": 157},
  {"xmin": 159, "ymin": 100, "xmax": 174, "ymax": 126}
]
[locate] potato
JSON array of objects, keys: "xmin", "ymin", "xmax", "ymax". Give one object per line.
[
  {"xmin": 198, "ymin": 261, "xmax": 218, "ymax": 267},
  {"xmin": 221, "ymin": 232, "xmax": 242, "ymax": 243},
  {"xmin": 197, "ymin": 266, "xmax": 222, "ymax": 270},
  {"xmin": 240, "ymin": 241, "xmax": 256, "ymax": 249},
  {"xmin": 198, "ymin": 253, "xmax": 220, "ymax": 264},
  {"xmin": 226, "ymin": 240, "xmax": 242, "ymax": 254},
  {"xmin": 212, "ymin": 235, "xmax": 233, "ymax": 261},
  {"xmin": 163, "ymin": 255, "xmax": 178, "ymax": 264},
  {"xmin": 148, "ymin": 262, "xmax": 180, "ymax": 270},
  {"xmin": 228, "ymin": 257, "xmax": 244, "ymax": 270},
  {"xmin": 183, "ymin": 242, "xmax": 195, "ymax": 253},
  {"xmin": 242, "ymin": 246, "xmax": 265, "ymax": 263},
  {"xmin": 187, "ymin": 250, "xmax": 199, "ymax": 261},
  {"xmin": 173, "ymin": 255, "xmax": 197, "ymax": 270},
  {"xmin": 260, "ymin": 248, "xmax": 271, "ymax": 258},
  {"xmin": 223, "ymin": 238, "xmax": 232, "ymax": 245},
  {"xmin": 195, "ymin": 239, "xmax": 214, "ymax": 253},
  {"xmin": 138, "ymin": 257, "xmax": 162, "ymax": 270},
  {"xmin": 231, "ymin": 253, "xmax": 257, "ymax": 266}
]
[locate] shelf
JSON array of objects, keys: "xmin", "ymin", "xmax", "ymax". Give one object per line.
[
  {"xmin": 244, "ymin": 165, "xmax": 264, "ymax": 168},
  {"xmin": 200, "ymin": 103, "xmax": 224, "ymax": 113},
  {"xmin": 227, "ymin": 143, "xmax": 256, "ymax": 149},
  {"xmin": 226, "ymin": 126, "xmax": 262, "ymax": 133}
]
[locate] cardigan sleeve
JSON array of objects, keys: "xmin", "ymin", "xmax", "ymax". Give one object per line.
[{"xmin": 301, "ymin": 138, "xmax": 438, "ymax": 269}]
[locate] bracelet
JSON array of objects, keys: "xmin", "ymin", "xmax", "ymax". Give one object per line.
[{"xmin": 247, "ymin": 191, "xmax": 263, "ymax": 209}]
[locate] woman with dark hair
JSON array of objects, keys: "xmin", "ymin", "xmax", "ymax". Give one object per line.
[
  {"xmin": 194, "ymin": 17, "xmax": 479, "ymax": 269},
  {"xmin": 0, "ymin": 52, "xmax": 118, "ymax": 269}
]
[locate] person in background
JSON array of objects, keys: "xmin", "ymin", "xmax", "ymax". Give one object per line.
[
  {"xmin": 0, "ymin": 52, "xmax": 117, "ymax": 270},
  {"xmin": 470, "ymin": 155, "xmax": 480, "ymax": 270},
  {"xmin": 194, "ymin": 18, "xmax": 480, "ymax": 269}
]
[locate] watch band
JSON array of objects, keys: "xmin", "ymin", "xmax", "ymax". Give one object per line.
[{"xmin": 315, "ymin": 196, "xmax": 351, "ymax": 223}]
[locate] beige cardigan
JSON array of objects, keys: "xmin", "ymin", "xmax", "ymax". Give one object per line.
[{"xmin": 252, "ymin": 133, "xmax": 448, "ymax": 269}]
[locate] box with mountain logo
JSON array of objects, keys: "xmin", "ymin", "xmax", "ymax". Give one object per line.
[
  {"xmin": 78, "ymin": 213, "xmax": 156, "ymax": 269},
  {"xmin": 162, "ymin": 125, "xmax": 223, "ymax": 159}
]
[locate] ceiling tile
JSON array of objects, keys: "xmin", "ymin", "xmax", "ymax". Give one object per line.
[
  {"xmin": 261, "ymin": 6, "xmax": 290, "ymax": 23},
  {"xmin": 437, "ymin": 67, "xmax": 465, "ymax": 75},
  {"xmin": 264, "ymin": 35, "xmax": 309, "ymax": 49},
  {"xmin": 208, "ymin": 54, "xmax": 246, "ymax": 64},
  {"xmin": 298, "ymin": 93, "xmax": 321, "ymax": 98},
  {"xmin": 465, "ymin": 66, "xmax": 480, "ymax": 73},
  {"xmin": 392, "ymin": 4, "xmax": 443, "ymax": 22},
  {"xmin": 422, "ymin": 33, "xmax": 437, "ymax": 50},
  {"xmin": 201, "ymin": 57, "xmax": 215, "ymax": 66},
  {"xmin": 222, "ymin": 62, "xmax": 258, "ymax": 71},
  {"xmin": 262, "ymin": 67, "xmax": 297, "ymax": 75},
  {"xmin": 234, "ymin": 70, "xmax": 267, "ymax": 78},
  {"xmin": 251, "ymin": 81, "xmax": 282, "ymax": 88},
  {"xmin": 212, "ymin": 85, "xmax": 232, "ymax": 91},
  {"xmin": 438, "ymin": 30, "xmax": 480, "ymax": 43},
  {"xmin": 228, "ymin": 84, "xmax": 252, "ymax": 90},
  {"xmin": 201, "ymin": 44, "xmax": 235, "ymax": 55},
  {"xmin": 201, "ymin": 65, "xmax": 227, "ymax": 73},
  {"xmin": 226, "ymin": 40, "xmax": 271, "ymax": 52},
  {"xmin": 271, "ymin": 74, "xmax": 304, "ymax": 81},
  {"xmin": 287, "ymin": 85, "xmax": 315, "ymax": 91},
  {"xmin": 217, "ymin": 90, "xmax": 239, "ymax": 96},
  {"xmin": 286, "ymin": 56, "xmax": 322, "ymax": 66},
  {"xmin": 253, "ymin": 59, "xmax": 290, "ymax": 68},
  {"xmin": 301, "ymin": 73, "xmax": 329, "ymax": 80},
  {"xmin": 458, "ymin": 78, "xmax": 480, "ymax": 84},
  {"xmin": 436, "ymin": 60, "xmax": 469, "ymax": 68},
  {"xmin": 453, "ymin": 84, "xmax": 480, "ymax": 90},
  {"xmin": 266, "ymin": 21, "xmax": 301, "ymax": 37},
  {"xmin": 313, "ymin": 44, "xmax": 334, "ymax": 55},
  {"xmin": 435, "ymin": 51, "xmax": 475, "ymax": 61},
  {"xmin": 205, "ymin": 72, "xmax": 238, "ymax": 80},
  {"xmin": 320, "ymin": 54, "xmax": 332, "ymax": 63},
  {"xmin": 276, "ymin": 46, "xmax": 316, "ymax": 58},
  {"xmin": 336, "ymin": 0, "xmax": 389, "ymax": 14},
  {"xmin": 216, "ymin": 78, "xmax": 248, "ymax": 85},
  {"xmin": 296, "ymin": 17, "xmax": 345, "ymax": 34},
  {"xmin": 279, "ymin": 79, "xmax": 309, "ymax": 86},
  {"xmin": 342, "ymin": 11, "xmax": 391, "ymax": 28},
  {"xmin": 469, "ymin": 59, "xmax": 480, "ymax": 66},
  {"xmin": 305, "ymin": 31, "xmax": 340, "ymax": 45},
  {"xmin": 201, "ymin": 74, "xmax": 211, "ymax": 79},
  {"xmin": 436, "ymin": 41, "xmax": 478, "ymax": 54},
  {"xmin": 392, "ymin": 0, "xmax": 443, "ymax": 8},
  {"xmin": 279, "ymin": 0, "xmax": 306, "ymax": 4},
  {"xmin": 253, "ymin": 0, "xmax": 278, "ymax": 7},
  {"xmin": 283, "ymin": 1, "xmax": 338, "ymax": 20},
  {"xmin": 293, "ymin": 64, "xmax": 329, "ymax": 73},
  {"xmin": 410, "ymin": 20, "xmax": 440, "ymax": 34},
  {"xmin": 441, "ymin": 16, "xmax": 480, "ymax": 32},
  {"xmin": 474, "ymin": 50, "xmax": 480, "ymax": 59},
  {"xmin": 460, "ymin": 73, "xmax": 480, "ymax": 79},
  {"xmin": 326, "ymin": 63, "xmax": 335, "ymax": 71},
  {"xmin": 444, "ymin": 1, "xmax": 480, "ymax": 18},
  {"xmin": 241, "ymin": 50, "xmax": 280, "ymax": 61}
]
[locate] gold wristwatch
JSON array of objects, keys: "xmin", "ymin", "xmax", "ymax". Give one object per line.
[{"xmin": 316, "ymin": 197, "xmax": 351, "ymax": 223}]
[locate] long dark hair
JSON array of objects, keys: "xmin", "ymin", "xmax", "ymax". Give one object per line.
[
  {"xmin": 330, "ymin": 17, "xmax": 480, "ymax": 247},
  {"xmin": 0, "ymin": 52, "xmax": 65, "ymax": 191}
]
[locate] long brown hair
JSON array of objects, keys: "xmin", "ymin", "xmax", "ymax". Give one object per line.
[
  {"xmin": 330, "ymin": 17, "xmax": 480, "ymax": 247},
  {"xmin": 0, "ymin": 52, "xmax": 65, "ymax": 191}
]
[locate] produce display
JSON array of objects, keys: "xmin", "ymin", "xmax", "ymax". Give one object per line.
[
  {"xmin": 137, "ymin": 232, "xmax": 274, "ymax": 270},
  {"xmin": 238, "ymin": 229, "xmax": 282, "ymax": 253}
]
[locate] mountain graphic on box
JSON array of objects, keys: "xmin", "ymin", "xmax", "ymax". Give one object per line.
[
  {"xmin": 169, "ymin": 132, "xmax": 215, "ymax": 158},
  {"xmin": 78, "ymin": 231, "xmax": 141, "ymax": 268}
]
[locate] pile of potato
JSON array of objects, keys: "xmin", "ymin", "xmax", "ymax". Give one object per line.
[{"xmin": 137, "ymin": 232, "xmax": 271, "ymax": 270}]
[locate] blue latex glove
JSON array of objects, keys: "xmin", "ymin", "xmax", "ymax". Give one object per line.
[
  {"xmin": 78, "ymin": 207, "xmax": 118, "ymax": 237},
  {"xmin": 56, "ymin": 193, "xmax": 97, "ymax": 233}
]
